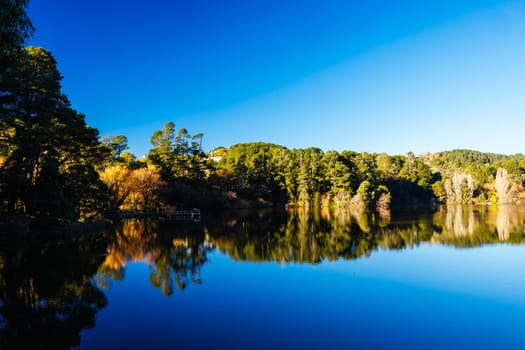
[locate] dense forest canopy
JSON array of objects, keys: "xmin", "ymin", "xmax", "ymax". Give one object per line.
[{"xmin": 2, "ymin": 1, "xmax": 525, "ymax": 223}]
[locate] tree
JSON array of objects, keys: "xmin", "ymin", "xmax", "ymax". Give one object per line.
[
  {"xmin": 0, "ymin": 47, "xmax": 110, "ymax": 218},
  {"xmin": 1, "ymin": 0, "xmax": 33, "ymax": 129},
  {"xmin": 99, "ymin": 165, "xmax": 132, "ymax": 212},
  {"xmin": 321, "ymin": 151, "xmax": 353, "ymax": 206},
  {"xmin": 295, "ymin": 148, "xmax": 323, "ymax": 205},
  {"xmin": 376, "ymin": 188, "xmax": 392, "ymax": 213},
  {"xmin": 171, "ymin": 127, "xmax": 207, "ymax": 181},
  {"xmin": 376, "ymin": 153, "xmax": 405, "ymax": 181},
  {"xmin": 119, "ymin": 150, "xmax": 145, "ymax": 170},
  {"xmin": 0, "ymin": 0, "xmax": 34, "ymax": 52},
  {"xmin": 129, "ymin": 167, "xmax": 165, "ymax": 211},
  {"xmin": 148, "ymin": 122, "xmax": 175, "ymax": 177},
  {"xmin": 100, "ymin": 135, "xmax": 129, "ymax": 159},
  {"xmin": 1, "ymin": 1, "xmax": 34, "ymax": 116},
  {"xmin": 148, "ymin": 121, "xmax": 209, "ymax": 185},
  {"xmin": 355, "ymin": 180, "xmax": 374, "ymax": 207}
]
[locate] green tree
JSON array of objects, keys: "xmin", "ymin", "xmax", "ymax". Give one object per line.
[
  {"xmin": 0, "ymin": 47, "xmax": 109, "ymax": 218},
  {"xmin": 148, "ymin": 121, "xmax": 207, "ymax": 183},
  {"xmin": 295, "ymin": 148, "xmax": 323, "ymax": 205},
  {"xmin": 100, "ymin": 134, "xmax": 129, "ymax": 160},
  {"xmin": 216, "ymin": 142, "xmax": 289, "ymax": 204},
  {"xmin": 321, "ymin": 151, "xmax": 353, "ymax": 206},
  {"xmin": 356, "ymin": 180, "xmax": 374, "ymax": 207},
  {"xmin": 1, "ymin": 1, "xmax": 34, "ymax": 120},
  {"xmin": 0, "ymin": 0, "xmax": 34, "ymax": 52},
  {"xmin": 148, "ymin": 121, "xmax": 175, "ymax": 179}
]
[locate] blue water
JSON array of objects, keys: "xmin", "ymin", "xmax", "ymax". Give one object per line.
[
  {"xmin": 4, "ymin": 208, "xmax": 525, "ymax": 349},
  {"xmin": 78, "ymin": 244, "xmax": 525, "ymax": 350}
]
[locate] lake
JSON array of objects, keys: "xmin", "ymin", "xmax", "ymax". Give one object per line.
[{"xmin": 2, "ymin": 205, "xmax": 525, "ymax": 349}]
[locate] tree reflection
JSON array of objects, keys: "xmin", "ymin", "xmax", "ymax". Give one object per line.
[
  {"xmin": 0, "ymin": 228, "xmax": 108, "ymax": 349},
  {"xmin": 149, "ymin": 239, "xmax": 210, "ymax": 295},
  {"xmin": 95, "ymin": 218, "xmax": 213, "ymax": 296},
  {"xmin": 208, "ymin": 209, "xmax": 382, "ymax": 263},
  {"xmin": 205, "ymin": 205, "xmax": 525, "ymax": 263},
  {"xmin": 4, "ymin": 205, "xmax": 525, "ymax": 348}
]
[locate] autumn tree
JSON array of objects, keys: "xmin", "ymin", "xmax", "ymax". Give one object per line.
[
  {"xmin": 129, "ymin": 167, "xmax": 165, "ymax": 212},
  {"xmin": 100, "ymin": 165, "xmax": 165, "ymax": 213},
  {"xmin": 99, "ymin": 165, "xmax": 132, "ymax": 212}
]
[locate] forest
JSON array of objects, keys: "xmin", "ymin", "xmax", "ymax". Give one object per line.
[{"xmin": 2, "ymin": 1, "xmax": 525, "ymax": 223}]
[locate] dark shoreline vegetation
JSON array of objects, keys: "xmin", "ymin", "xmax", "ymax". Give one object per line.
[{"xmin": 3, "ymin": 1, "xmax": 525, "ymax": 226}]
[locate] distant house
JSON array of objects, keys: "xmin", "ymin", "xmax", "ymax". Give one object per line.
[{"xmin": 209, "ymin": 147, "xmax": 227, "ymax": 162}]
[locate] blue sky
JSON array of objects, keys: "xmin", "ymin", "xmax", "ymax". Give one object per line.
[{"xmin": 28, "ymin": 0, "xmax": 525, "ymax": 156}]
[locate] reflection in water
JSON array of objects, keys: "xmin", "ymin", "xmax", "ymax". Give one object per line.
[
  {"xmin": 494, "ymin": 205, "xmax": 525, "ymax": 241},
  {"xmin": 92, "ymin": 206, "xmax": 525, "ymax": 276},
  {"xmin": 209, "ymin": 209, "xmax": 423, "ymax": 263},
  {"xmin": 445, "ymin": 205, "xmax": 475, "ymax": 236},
  {"xmin": 94, "ymin": 218, "xmax": 213, "ymax": 296},
  {"xmin": 207, "ymin": 205, "xmax": 525, "ymax": 264},
  {"xmin": 431, "ymin": 205, "xmax": 525, "ymax": 245},
  {"xmin": 497, "ymin": 205, "xmax": 510, "ymax": 241},
  {"xmin": 0, "ymin": 229, "xmax": 108, "ymax": 349},
  {"xmin": 3, "ymin": 206, "xmax": 525, "ymax": 348}
]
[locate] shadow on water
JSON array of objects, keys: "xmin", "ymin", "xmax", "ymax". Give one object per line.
[{"xmin": 3, "ymin": 205, "xmax": 525, "ymax": 348}]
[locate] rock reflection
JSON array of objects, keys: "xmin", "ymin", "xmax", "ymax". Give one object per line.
[
  {"xmin": 430, "ymin": 205, "xmax": 525, "ymax": 245},
  {"xmin": 494, "ymin": 205, "xmax": 525, "ymax": 241},
  {"xmin": 496, "ymin": 205, "xmax": 511, "ymax": 241},
  {"xmin": 445, "ymin": 205, "xmax": 475, "ymax": 236}
]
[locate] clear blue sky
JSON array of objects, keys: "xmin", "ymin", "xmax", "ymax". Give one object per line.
[{"xmin": 28, "ymin": 0, "xmax": 525, "ymax": 156}]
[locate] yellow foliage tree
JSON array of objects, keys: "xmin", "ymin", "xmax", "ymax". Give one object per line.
[
  {"xmin": 101, "ymin": 165, "xmax": 165, "ymax": 212},
  {"xmin": 99, "ymin": 165, "xmax": 132, "ymax": 211},
  {"xmin": 129, "ymin": 167, "xmax": 165, "ymax": 212}
]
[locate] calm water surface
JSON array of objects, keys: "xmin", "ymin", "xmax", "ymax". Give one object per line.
[{"xmin": 2, "ymin": 206, "xmax": 525, "ymax": 349}]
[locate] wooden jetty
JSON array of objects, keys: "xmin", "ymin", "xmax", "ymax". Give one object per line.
[{"xmin": 165, "ymin": 208, "xmax": 201, "ymax": 221}]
